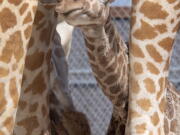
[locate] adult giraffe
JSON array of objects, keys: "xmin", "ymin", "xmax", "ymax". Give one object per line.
[
  {"xmin": 12, "ymin": 2, "xmax": 57, "ymax": 135},
  {"xmin": 0, "ymin": 0, "xmax": 64, "ymax": 134},
  {"xmin": 126, "ymin": 0, "xmax": 180, "ymax": 134},
  {"xmin": 0, "ymin": 1, "xmax": 44, "ymax": 134}
]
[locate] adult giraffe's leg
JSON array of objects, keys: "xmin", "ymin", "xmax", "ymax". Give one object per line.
[
  {"xmin": 126, "ymin": 0, "xmax": 180, "ymax": 134},
  {"xmin": 13, "ymin": 3, "xmax": 58, "ymax": 135},
  {"xmin": 0, "ymin": 1, "xmax": 38, "ymax": 134}
]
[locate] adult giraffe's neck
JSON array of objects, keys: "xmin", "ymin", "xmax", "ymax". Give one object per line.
[
  {"xmin": 14, "ymin": 4, "xmax": 57, "ymax": 135},
  {"xmin": 0, "ymin": 1, "xmax": 39, "ymax": 134},
  {"xmin": 80, "ymin": 14, "xmax": 129, "ymax": 134},
  {"xmin": 126, "ymin": 0, "xmax": 180, "ymax": 134}
]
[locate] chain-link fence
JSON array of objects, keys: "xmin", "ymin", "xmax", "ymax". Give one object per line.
[{"xmin": 65, "ymin": 1, "xmax": 180, "ymax": 134}]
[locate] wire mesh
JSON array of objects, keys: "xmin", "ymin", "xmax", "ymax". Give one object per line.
[{"xmin": 64, "ymin": 1, "xmax": 180, "ymax": 134}]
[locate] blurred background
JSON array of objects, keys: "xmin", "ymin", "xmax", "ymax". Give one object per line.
[{"xmin": 62, "ymin": 0, "xmax": 180, "ymax": 134}]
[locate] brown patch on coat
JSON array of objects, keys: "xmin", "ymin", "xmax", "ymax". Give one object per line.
[
  {"xmin": 0, "ymin": 8, "xmax": 17, "ymax": 32},
  {"xmin": 133, "ymin": 20, "xmax": 158, "ymax": 40},
  {"xmin": 140, "ymin": 1, "xmax": 168, "ymax": 19},
  {"xmin": 137, "ymin": 98, "xmax": 152, "ymax": 111}
]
